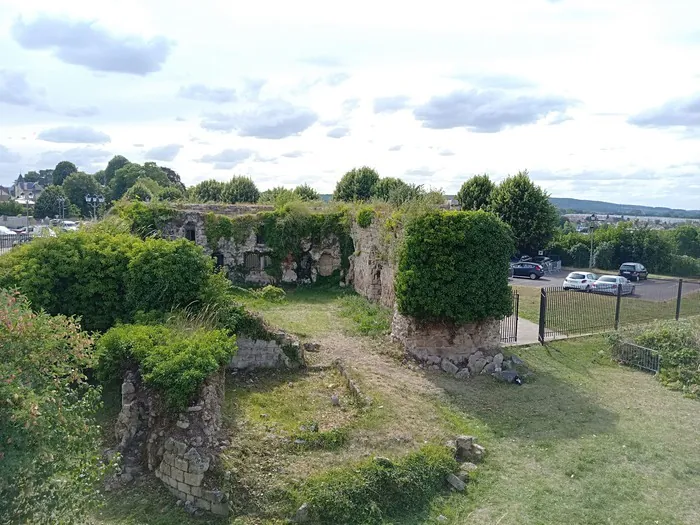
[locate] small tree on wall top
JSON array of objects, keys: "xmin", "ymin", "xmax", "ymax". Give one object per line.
[
  {"xmin": 333, "ymin": 166, "xmax": 380, "ymax": 201},
  {"xmin": 395, "ymin": 210, "xmax": 514, "ymax": 324}
]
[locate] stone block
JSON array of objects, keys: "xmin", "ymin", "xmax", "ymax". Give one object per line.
[
  {"xmin": 174, "ymin": 457, "xmax": 189, "ymax": 472},
  {"xmin": 446, "ymin": 473, "xmax": 465, "ymax": 491},
  {"xmin": 184, "ymin": 472, "xmax": 204, "ymax": 486},
  {"xmin": 173, "ymin": 440, "xmax": 187, "ymax": 455},
  {"xmin": 195, "ymin": 498, "xmax": 211, "ymax": 511},
  {"xmin": 210, "ymin": 502, "xmax": 229, "ymax": 516},
  {"xmin": 121, "ymin": 381, "xmax": 135, "ymax": 395},
  {"xmin": 455, "ymin": 368, "xmax": 470, "ymax": 380},
  {"xmin": 171, "ymin": 467, "xmax": 184, "ymax": 483},
  {"xmin": 493, "ymin": 353, "xmax": 504, "ymax": 367},
  {"xmin": 441, "ymin": 358, "xmax": 459, "ymax": 375},
  {"xmin": 203, "ymin": 489, "xmax": 225, "ymax": 503},
  {"xmin": 166, "ymin": 475, "xmax": 179, "ymax": 489},
  {"xmin": 190, "ymin": 485, "xmax": 203, "ymax": 498},
  {"xmin": 186, "ymin": 494, "xmax": 195, "ymax": 503},
  {"xmin": 178, "ymin": 481, "xmax": 191, "ymax": 494},
  {"xmin": 162, "ymin": 452, "xmax": 174, "ymax": 466}
]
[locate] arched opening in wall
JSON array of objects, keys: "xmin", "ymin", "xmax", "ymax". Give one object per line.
[
  {"xmin": 255, "ymin": 230, "xmax": 265, "ymax": 245},
  {"xmin": 245, "ymin": 252, "xmax": 261, "ymax": 271},
  {"xmin": 184, "ymin": 223, "xmax": 196, "ymax": 242},
  {"xmin": 318, "ymin": 253, "xmax": 335, "ymax": 277},
  {"xmin": 212, "ymin": 252, "xmax": 224, "ymax": 270},
  {"xmin": 261, "ymin": 255, "xmax": 272, "ymax": 269}
]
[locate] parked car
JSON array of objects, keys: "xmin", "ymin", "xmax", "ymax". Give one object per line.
[
  {"xmin": 619, "ymin": 262, "xmax": 648, "ymax": 281},
  {"xmin": 511, "ymin": 262, "xmax": 545, "ymax": 280},
  {"xmin": 61, "ymin": 220, "xmax": 79, "ymax": 232},
  {"xmin": 0, "ymin": 226, "xmax": 17, "ymax": 235},
  {"xmin": 592, "ymin": 275, "xmax": 636, "ymax": 295},
  {"xmin": 562, "ymin": 271, "xmax": 598, "ymax": 291},
  {"xmin": 31, "ymin": 225, "xmax": 57, "ymax": 238}
]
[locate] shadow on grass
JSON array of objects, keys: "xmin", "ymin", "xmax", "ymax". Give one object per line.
[{"xmin": 426, "ymin": 341, "xmax": 618, "ymax": 441}]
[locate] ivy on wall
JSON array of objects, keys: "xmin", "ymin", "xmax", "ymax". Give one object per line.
[{"xmin": 395, "ymin": 210, "xmax": 514, "ymax": 323}]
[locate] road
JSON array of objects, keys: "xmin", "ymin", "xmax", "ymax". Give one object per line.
[{"xmin": 511, "ymin": 270, "xmax": 700, "ymax": 302}]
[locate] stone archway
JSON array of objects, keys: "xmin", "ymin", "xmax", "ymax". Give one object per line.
[{"xmin": 318, "ymin": 253, "xmax": 335, "ymax": 277}]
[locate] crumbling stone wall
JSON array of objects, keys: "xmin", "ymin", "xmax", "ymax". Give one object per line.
[
  {"xmin": 113, "ymin": 368, "xmax": 229, "ymax": 516},
  {"xmin": 230, "ymin": 332, "xmax": 303, "ymax": 370},
  {"xmin": 347, "ymin": 222, "xmax": 396, "ymax": 308}
]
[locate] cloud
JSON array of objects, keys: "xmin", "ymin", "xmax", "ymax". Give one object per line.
[
  {"xmin": 326, "ymin": 72, "xmax": 350, "ymax": 86},
  {"xmin": 63, "ymin": 106, "xmax": 100, "ymax": 117},
  {"xmin": 413, "ymin": 89, "xmax": 573, "ymax": 132},
  {"xmin": 38, "ymin": 126, "xmax": 111, "ymax": 144},
  {"xmin": 0, "ymin": 70, "xmax": 40, "ymax": 106},
  {"xmin": 198, "ymin": 148, "xmax": 255, "ymax": 169},
  {"xmin": 144, "ymin": 143, "xmax": 182, "ymax": 161},
  {"xmin": 200, "ymin": 100, "xmax": 318, "ymax": 139},
  {"xmin": 438, "ymin": 149, "xmax": 455, "ymax": 156},
  {"xmin": 133, "ymin": 143, "xmax": 144, "ymax": 147},
  {"xmin": 0, "ymin": 145, "xmax": 21, "ymax": 163},
  {"xmin": 242, "ymin": 78, "xmax": 266, "ymax": 100},
  {"xmin": 300, "ymin": 56, "xmax": 343, "ymax": 67},
  {"xmin": 175, "ymin": 116, "xmax": 187, "ymax": 122},
  {"xmin": 327, "ymin": 127, "xmax": 350, "ymax": 138},
  {"xmin": 179, "ymin": 84, "xmax": 236, "ymax": 103},
  {"xmin": 281, "ymin": 150, "xmax": 304, "ymax": 158},
  {"xmin": 455, "ymin": 73, "xmax": 536, "ymax": 90},
  {"xmin": 373, "ymin": 95, "xmax": 411, "ymax": 114},
  {"xmin": 628, "ymin": 95, "xmax": 700, "ymax": 128},
  {"xmin": 342, "ymin": 98, "xmax": 360, "ymax": 113},
  {"xmin": 388, "ymin": 145, "xmax": 402, "ymax": 151},
  {"xmin": 11, "ymin": 15, "xmax": 172, "ymax": 75},
  {"xmin": 37, "ymin": 147, "xmax": 112, "ymax": 171}
]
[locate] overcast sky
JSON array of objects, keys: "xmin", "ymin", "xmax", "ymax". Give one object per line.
[{"xmin": 1, "ymin": 0, "xmax": 700, "ymax": 208}]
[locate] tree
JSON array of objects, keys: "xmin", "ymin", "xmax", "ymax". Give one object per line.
[
  {"xmin": 293, "ymin": 183, "xmax": 320, "ymax": 201},
  {"xmin": 63, "ymin": 172, "xmax": 100, "ymax": 218},
  {"xmin": 333, "ymin": 166, "xmax": 380, "ymax": 201},
  {"xmin": 0, "ymin": 200, "xmax": 24, "ymax": 216},
  {"xmin": 52, "ymin": 161, "xmax": 78, "ymax": 185},
  {"xmin": 160, "ymin": 166, "xmax": 186, "ymax": 192},
  {"xmin": 490, "ymin": 170, "xmax": 559, "ymax": 254},
  {"xmin": 109, "ymin": 163, "xmax": 144, "ymax": 201},
  {"xmin": 456, "ymin": 174, "xmax": 495, "ymax": 211},
  {"xmin": 124, "ymin": 181, "xmax": 154, "ymax": 202},
  {"xmin": 158, "ymin": 186, "xmax": 184, "ymax": 201},
  {"xmin": 373, "ymin": 177, "xmax": 407, "ymax": 201},
  {"xmin": 673, "ymin": 224, "xmax": 700, "ymax": 258},
  {"xmin": 104, "ymin": 155, "xmax": 130, "ymax": 185},
  {"xmin": 260, "ymin": 186, "xmax": 298, "ymax": 207},
  {"xmin": 0, "ymin": 290, "xmax": 105, "ymax": 523},
  {"xmin": 190, "ymin": 180, "xmax": 226, "ymax": 202},
  {"xmin": 34, "ymin": 185, "xmax": 67, "ymax": 219},
  {"xmin": 222, "ymin": 176, "xmax": 260, "ymax": 203}
]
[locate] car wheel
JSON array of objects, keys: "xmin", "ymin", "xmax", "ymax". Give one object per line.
[
  {"xmin": 631, "ymin": 286, "xmax": 636, "ymax": 295},
  {"xmin": 529, "ymin": 273, "xmax": 537, "ymax": 280},
  {"xmin": 585, "ymin": 285, "xmax": 591, "ymax": 292}
]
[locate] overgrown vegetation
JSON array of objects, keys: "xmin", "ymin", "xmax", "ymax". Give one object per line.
[
  {"xmin": 96, "ymin": 324, "xmax": 237, "ymax": 410},
  {"xmin": 114, "ymin": 200, "xmax": 178, "ymax": 238},
  {"xmin": 614, "ymin": 320, "xmax": 700, "ymax": 398},
  {"xmin": 337, "ymin": 294, "xmax": 392, "ymax": 336},
  {"xmin": 295, "ymin": 445, "xmax": 457, "ymax": 525},
  {"xmin": 0, "ymin": 290, "xmax": 107, "ymax": 524},
  {"xmin": 396, "ymin": 210, "xmax": 514, "ymax": 323},
  {"xmin": 355, "ymin": 205, "xmax": 375, "ymax": 228}
]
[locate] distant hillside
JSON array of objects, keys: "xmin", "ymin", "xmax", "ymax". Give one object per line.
[{"xmin": 550, "ymin": 198, "xmax": 700, "ymax": 219}]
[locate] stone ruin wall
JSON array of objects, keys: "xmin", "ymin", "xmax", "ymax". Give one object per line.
[
  {"xmin": 162, "ymin": 209, "xmax": 344, "ymax": 286},
  {"xmin": 346, "ymin": 221, "xmax": 396, "ymax": 308},
  {"xmin": 230, "ymin": 332, "xmax": 303, "ymax": 371},
  {"xmin": 113, "ymin": 368, "xmax": 229, "ymax": 516}
]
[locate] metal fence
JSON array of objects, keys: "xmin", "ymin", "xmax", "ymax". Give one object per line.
[
  {"xmin": 0, "ymin": 234, "xmax": 33, "ymax": 253},
  {"xmin": 500, "ymin": 291, "xmax": 520, "ymax": 343},
  {"xmin": 611, "ymin": 340, "xmax": 661, "ymax": 374},
  {"xmin": 541, "ymin": 260, "xmax": 562, "ymax": 274},
  {"xmin": 538, "ymin": 278, "xmax": 700, "ymax": 342}
]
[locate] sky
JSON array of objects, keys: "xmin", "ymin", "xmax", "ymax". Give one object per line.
[{"xmin": 1, "ymin": 0, "xmax": 700, "ymax": 208}]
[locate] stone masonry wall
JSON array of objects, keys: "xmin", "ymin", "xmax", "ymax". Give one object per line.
[
  {"xmin": 113, "ymin": 368, "xmax": 229, "ymax": 516},
  {"xmin": 229, "ymin": 332, "xmax": 303, "ymax": 370},
  {"xmin": 346, "ymin": 221, "xmax": 396, "ymax": 308}
]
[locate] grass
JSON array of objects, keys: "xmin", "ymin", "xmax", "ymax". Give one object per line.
[{"xmin": 94, "ymin": 288, "xmax": 700, "ymax": 524}]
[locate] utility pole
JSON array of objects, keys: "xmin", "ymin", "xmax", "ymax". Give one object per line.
[{"xmin": 588, "ymin": 213, "xmax": 597, "ymax": 268}]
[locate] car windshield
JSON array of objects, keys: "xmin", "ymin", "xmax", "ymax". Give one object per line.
[
  {"xmin": 620, "ymin": 264, "xmax": 635, "ymax": 270},
  {"xmin": 599, "ymin": 276, "xmax": 617, "ymax": 282},
  {"xmin": 569, "ymin": 273, "xmax": 585, "ymax": 279}
]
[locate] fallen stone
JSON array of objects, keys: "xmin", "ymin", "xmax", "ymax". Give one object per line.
[
  {"xmin": 441, "ymin": 358, "xmax": 459, "ymax": 375},
  {"xmin": 331, "ymin": 394, "xmax": 340, "ymax": 406},
  {"xmin": 483, "ymin": 362, "xmax": 496, "ymax": 374},
  {"xmin": 446, "ymin": 473, "xmax": 465, "ymax": 491},
  {"xmin": 457, "ymin": 462, "xmax": 478, "ymax": 481},
  {"xmin": 427, "ymin": 355, "xmax": 441, "ymax": 365},
  {"xmin": 493, "ymin": 353, "xmax": 504, "ymax": 367},
  {"xmin": 295, "ymin": 502, "xmax": 310, "ymax": 523},
  {"xmin": 511, "ymin": 354, "xmax": 525, "ymax": 365},
  {"xmin": 494, "ymin": 370, "xmax": 523, "ymax": 385},
  {"xmin": 176, "ymin": 420, "xmax": 190, "ymax": 429},
  {"xmin": 303, "ymin": 343, "xmax": 320, "ymax": 353},
  {"xmin": 470, "ymin": 358, "xmax": 487, "ymax": 375},
  {"xmin": 187, "ymin": 405, "xmax": 203, "ymax": 412},
  {"xmin": 437, "ymin": 515, "xmax": 448, "ymax": 523},
  {"xmin": 455, "ymin": 368, "xmax": 470, "ymax": 380}
]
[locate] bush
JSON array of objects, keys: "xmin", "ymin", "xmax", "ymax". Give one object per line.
[
  {"xmin": 293, "ymin": 184, "xmax": 320, "ymax": 201},
  {"xmin": 593, "ymin": 241, "xmax": 616, "ymax": 270},
  {"xmin": 158, "ymin": 186, "xmax": 184, "ymax": 202},
  {"xmin": 252, "ymin": 285, "xmax": 286, "ymax": 302},
  {"xmin": 333, "ymin": 167, "xmax": 380, "ymax": 202},
  {"xmin": 356, "ymin": 206, "xmax": 375, "ymax": 228},
  {"xmin": 124, "ymin": 181, "xmax": 155, "ymax": 202},
  {"xmin": 223, "ymin": 176, "xmax": 260, "ymax": 203},
  {"xmin": 395, "ymin": 210, "xmax": 514, "ymax": 323},
  {"xmin": 666, "ymin": 254, "xmax": 700, "ymax": 278},
  {"xmin": 297, "ymin": 445, "xmax": 457, "ymax": 524},
  {"xmin": 337, "ymin": 294, "xmax": 391, "ymax": 336},
  {"xmin": 632, "ymin": 320, "xmax": 700, "ymax": 397},
  {"xmin": 568, "ymin": 242, "xmax": 590, "ymax": 268},
  {"xmin": 0, "ymin": 290, "xmax": 106, "ymax": 523},
  {"xmin": 96, "ymin": 324, "xmax": 237, "ymax": 410},
  {"xmin": 115, "ymin": 201, "xmax": 177, "ymax": 238}
]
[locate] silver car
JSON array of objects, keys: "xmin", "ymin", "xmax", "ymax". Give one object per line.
[
  {"xmin": 591, "ymin": 275, "xmax": 636, "ymax": 295},
  {"xmin": 563, "ymin": 272, "xmax": 598, "ymax": 292}
]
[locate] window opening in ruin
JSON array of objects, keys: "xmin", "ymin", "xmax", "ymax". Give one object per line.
[
  {"xmin": 256, "ymin": 231, "xmax": 265, "ymax": 245},
  {"xmin": 184, "ymin": 223, "xmax": 196, "ymax": 242},
  {"xmin": 245, "ymin": 252, "xmax": 261, "ymax": 270},
  {"xmin": 261, "ymin": 255, "xmax": 272, "ymax": 269},
  {"xmin": 213, "ymin": 252, "xmax": 224, "ymax": 270}
]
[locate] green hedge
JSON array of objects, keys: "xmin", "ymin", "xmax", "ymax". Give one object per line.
[
  {"xmin": 395, "ymin": 210, "xmax": 514, "ymax": 323},
  {"xmin": 297, "ymin": 445, "xmax": 457, "ymax": 524},
  {"xmin": 96, "ymin": 324, "xmax": 237, "ymax": 410}
]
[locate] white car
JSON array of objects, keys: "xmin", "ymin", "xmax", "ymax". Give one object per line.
[
  {"xmin": 0, "ymin": 226, "xmax": 17, "ymax": 235},
  {"xmin": 592, "ymin": 275, "xmax": 636, "ymax": 295},
  {"xmin": 32, "ymin": 225, "xmax": 57, "ymax": 237},
  {"xmin": 61, "ymin": 221, "xmax": 79, "ymax": 232},
  {"xmin": 563, "ymin": 272, "xmax": 598, "ymax": 292}
]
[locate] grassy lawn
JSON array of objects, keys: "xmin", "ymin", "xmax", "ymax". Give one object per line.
[{"xmin": 93, "ymin": 289, "xmax": 700, "ymax": 525}]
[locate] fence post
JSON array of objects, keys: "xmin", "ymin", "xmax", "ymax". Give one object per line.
[
  {"xmin": 538, "ymin": 288, "xmax": 547, "ymax": 344},
  {"xmin": 675, "ymin": 279, "xmax": 683, "ymax": 321},
  {"xmin": 614, "ymin": 284, "xmax": 622, "ymax": 330}
]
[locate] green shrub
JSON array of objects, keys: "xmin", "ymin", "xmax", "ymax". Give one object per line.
[
  {"xmin": 254, "ymin": 285, "xmax": 286, "ymax": 302},
  {"xmin": 632, "ymin": 320, "xmax": 700, "ymax": 397},
  {"xmin": 0, "ymin": 290, "xmax": 107, "ymax": 523},
  {"xmin": 96, "ymin": 324, "xmax": 237, "ymax": 410},
  {"xmin": 568, "ymin": 242, "xmax": 590, "ymax": 268},
  {"xmin": 593, "ymin": 241, "xmax": 616, "ymax": 270},
  {"xmin": 395, "ymin": 210, "xmax": 514, "ymax": 323},
  {"xmin": 337, "ymin": 294, "xmax": 391, "ymax": 336},
  {"xmin": 356, "ymin": 206, "xmax": 375, "ymax": 228},
  {"xmin": 290, "ymin": 427, "xmax": 348, "ymax": 450},
  {"xmin": 297, "ymin": 445, "xmax": 457, "ymax": 524},
  {"xmin": 666, "ymin": 254, "xmax": 700, "ymax": 278},
  {"xmin": 115, "ymin": 200, "xmax": 177, "ymax": 238}
]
